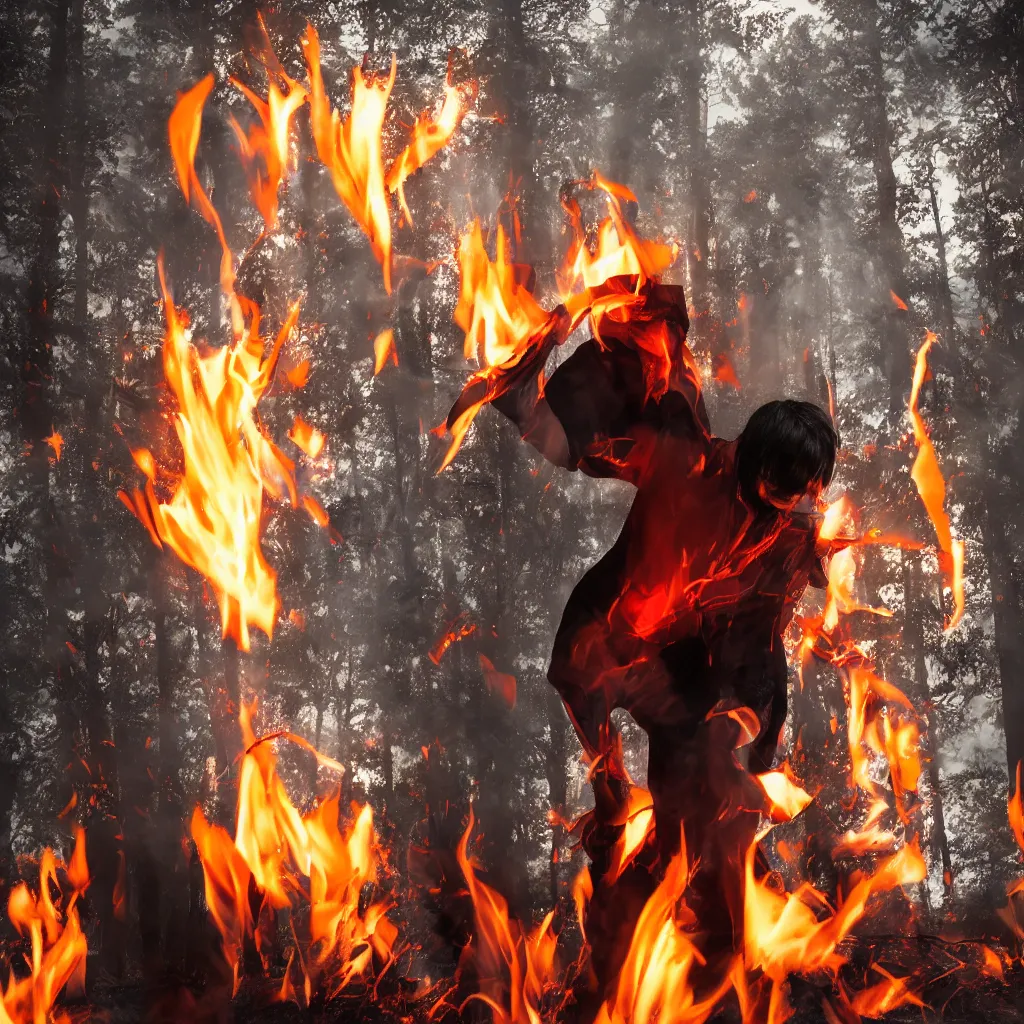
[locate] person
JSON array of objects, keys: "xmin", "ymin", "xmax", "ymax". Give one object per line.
[{"xmin": 448, "ymin": 273, "xmax": 837, "ymax": 976}]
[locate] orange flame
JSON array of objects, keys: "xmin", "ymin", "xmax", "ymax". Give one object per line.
[
  {"xmin": 595, "ymin": 834, "xmax": 735, "ymax": 1024},
  {"xmin": 303, "ymin": 26, "xmax": 474, "ymax": 294},
  {"xmin": 558, "ymin": 172, "xmax": 677, "ymax": 301},
  {"xmin": 757, "ymin": 763, "xmax": 813, "ymax": 824},
  {"xmin": 288, "ymin": 416, "xmax": 325, "ymax": 459},
  {"xmin": 168, "ymin": 75, "xmax": 236, "ymax": 306},
  {"xmin": 440, "ymin": 220, "xmax": 561, "ymax": 469},
  {"xmin": 1002, "ymin": 762, "xmax": 1024, "ymax": 939},
  {"xmin": 1010, "ymin": 762, "xmax": 1024, "ymax": 855},
  {"xmin": 712, "ymin": 353, "xmax": 741, "ymax": 390},
  {"xmin": 744, "ymin": 840, "xmax": 926, "ymax": 992},
  {"xmin": 191, "ymin": 703, "xmax": 395, "ymax": 1001},
  {"xmin": 229, "ymin": 17, "xmax": 308, "ymax": 232},
  {"xmin": 846, "ymin": 966, "xmax": 924, "ymax": 1017},
  {"xmin": 385, "ymin": 67, "xmax": 478, "ymax": 225},
  {"xmin": 605, "ymin": 786, "xmax": 655, "ymax": 884},
  {"xmin": 2, "ymin": 828, "xmax": 90, "ymax": 1024},
  {"xmin": 43, "ymin": 430, "xmax": 63, "ymax": 461},
  {"xmin": 118, "ymin": 265, "xmax": 307, "ymax": 651},
  {"xmin": 452, "ymin": 808, "xmax": 560, "ymax": 1024},
  {"xmin": 909, "ymin": 332, "xmax": 965, "ymax": 631},
  {"xmin": 479, "ymin": 654, "xmax": 517, "ymax": 709},
  {"xmin": 304, "ymin": 30, "xmax": 395, "ymax": 292},
  {"xmin": 123, "ymin": 72, "xmax": 329, "ymax": 649},
  {"xmin": 372, "ymin": 328, "xmax": 398, "ymax": 375},
  {"xmin": 442, "ymin": 172, "xmax": 677, "ymax": 470}
]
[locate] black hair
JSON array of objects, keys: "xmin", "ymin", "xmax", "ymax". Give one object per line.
[{"xmin": 736, "ymin": 400, "xmax": 838, "ymax": 506}]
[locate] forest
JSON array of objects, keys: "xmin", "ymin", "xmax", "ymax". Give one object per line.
[{"xmin": 1, "ymin": 0, "xmax": 1023, "ymax": 1021}]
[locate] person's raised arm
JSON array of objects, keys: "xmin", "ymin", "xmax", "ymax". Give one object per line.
[{"xmin": 446, "ymin": 276, "xmax": 710, "ymax": 483}]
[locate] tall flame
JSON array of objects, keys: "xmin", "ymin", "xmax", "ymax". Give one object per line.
[
  {"xmin": 167, "ymin": 75, "xmax": 237, "ymax": 306},
  {"xmin": 122, "ymin": 59, "xmax": 328, "ymax": 650},
  {"xmin": 909, "ymin": 332, "xmax": 965, "ymax": 631},
  {"xmin": 448, "ymin": 808, "xmax": 561, "ymax": 1024},
  {"xmin": 118, "ymin": 265, "xmax": 306, "ymax": 651},
  {"xmin": 557, "ymin": 172, "xmax": 677, "ymax": 301},
  {"xmin": 442, "ymin": 171, "xmax": 675, "ymax": 470},
  {"xmin": 1003, "ymin": 761, "xmax": 1024, "ymax": 939},
  {"xmin": 440, "ymin": 220, "xmax": 564, "ymax": 470},
  {"xmin": 595, "ymin": 834, "xmax": 734, "ymax": 1024},
  {"xmin": 385, "ymin": 67, "xmax": 478, "ymax": 226},
  {"xmin": 229, "ymin": 16, "xmax": 308, "ymax": 232},
  {"xmin": 2, "ymin": 828, "xmax": 90, "ymax": 1024},
  {"xmin": 744, "ymin": 839, "xmax": 926, "ymax": 992},
  {"xmin": 302, "ymin": 25, "xmax": 474, "ymax": 294}
]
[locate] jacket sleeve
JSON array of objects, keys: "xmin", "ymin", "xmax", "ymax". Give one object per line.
[{"xmin": 539, "ymin": 278, "xmax": 710, "ymax": 484}]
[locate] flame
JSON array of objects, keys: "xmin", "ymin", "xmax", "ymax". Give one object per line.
[
  {"xmin": 712, "ymin": 353, "xmax": 741, "ymax": 390},
  {"xmin": 908, "ymin": 332, "xmax": 965, "ymax": 631},
  {"xmin": 744, "ymin": 840, "xmax": 926, "ymax": 992},
  {"xmin": 373, "ymin": 328, "xmax": 398, "ymax": 375},
  {"xmin": 2, "ymin": 828, "xmax": 90, "ymax": 1024},
  {"xmin": 757, "ymin": 763, "xmax": 813, "ymax": 823},
  {"xmin": 118, "ymin": 265, "xmax": 307, "ymax": 651},
  {"xmin": 1010, "ymin": 762, "xmax": 1024, "ymax": 855},
  {"xmin": 889, "ymin": 290, "xmax": 909, "ymax": 311},
  {"xmin": 191, "ymin": 703, "xmax": 395, "ymax": 1001},
  {"xmin": 385, "ymin": 66, "xmax": 478, "ymax": 225},
  {"xmin": 304, "ymin": 29, "xmax": 395, "ymax": 292},
  {"xmin": 286, "ymin": 359, "xmax": 310, "ymax": 388},
  {"xmin": 122, "ymin": 72, "xmax": 328, "ymax": 650},
  {"xmin": 847, "ymin": 966, "xmax": 924, "ymax": 1018},
  {"xmin": 605, "ymin": 786, "xmax": 655, "ymax": 884},
  {"xmin": 1004, "ymin": 761, "xmax": 1024, "ymax": 939},
  {"xmin": 443, "ymin": 172, "xmax": 675, "ymax": 470},
  {"xmin": 595, "ymin": 834, "xmax": 735, "ymax": 1024},
  {"xmin": 558, "ymin": 172, "xmax": 677, "ymax": 300},
  {"xmin": 439, "ymin": 219, "xmax": 562, "ymax": 469},
  {"xmin": 288, "ymin": 416, "xmax": 325, "ymax": 458},
  {"xmin": 428, "ymin": 616, "xmax": 477, "ymax": 664},
  {"xmin": 479, "ymin": 654, "xmax": 517, "ymax": 709},
  {"xmin": 43, "ymin": 430, "xmax": 63, "ymax": 461},
  {"xmin": 302, "ymin": 26, "xmax": 474, "ymax": 294},
  {"xmin": 229, "ymin": 17, "xmax": 308, "ymax": 232},
  {"xmin": 452, "ymin": 808, "xmax": 561, "ymax": 1024},
  {"xmin": 168, "ymin": 75, "xmax": 236, "ymax": 305}
]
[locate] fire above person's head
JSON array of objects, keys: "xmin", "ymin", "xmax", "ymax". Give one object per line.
[{"xmin": 736, "ymin": 399, "xmax": 839, "ymax": 511}]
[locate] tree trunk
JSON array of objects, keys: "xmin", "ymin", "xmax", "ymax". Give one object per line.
[
  {"xmin": 925, "ymin": 156, "xmax": 957, "ymax": 345},
  {"xmin": 982, "ymin": 452, "xmax": 1024, "ymax": 779},
  {"xmin": 864, "ymin": 6, "xmax": 912, "ymax": 422},
  {"xmin": 491, "ymin": 0, "xmax": 540, "ymax": 263},
  {"xmin": 154, "ymin": 555, "xmax": 187, "ymax": 978},
  {"xmin": 545, "ymin": 686, "xmax": 568, "ymax": 908},
  {"xmin": 901, "ymin": 558, "xmax": 953, "ymax": 913},
  {"xmin": 683, "ymin": 17, "xmax": 710, "ymax": 336}
]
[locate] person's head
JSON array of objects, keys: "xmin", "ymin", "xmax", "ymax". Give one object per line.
[{"xmin": 736, "ymin": 400, "xmax": 838, "ymax": 511}]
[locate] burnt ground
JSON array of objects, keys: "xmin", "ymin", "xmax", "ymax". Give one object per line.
[{"xmin": 70, "ymin": 941, "xmax": 1024, "ymax": 1024}]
